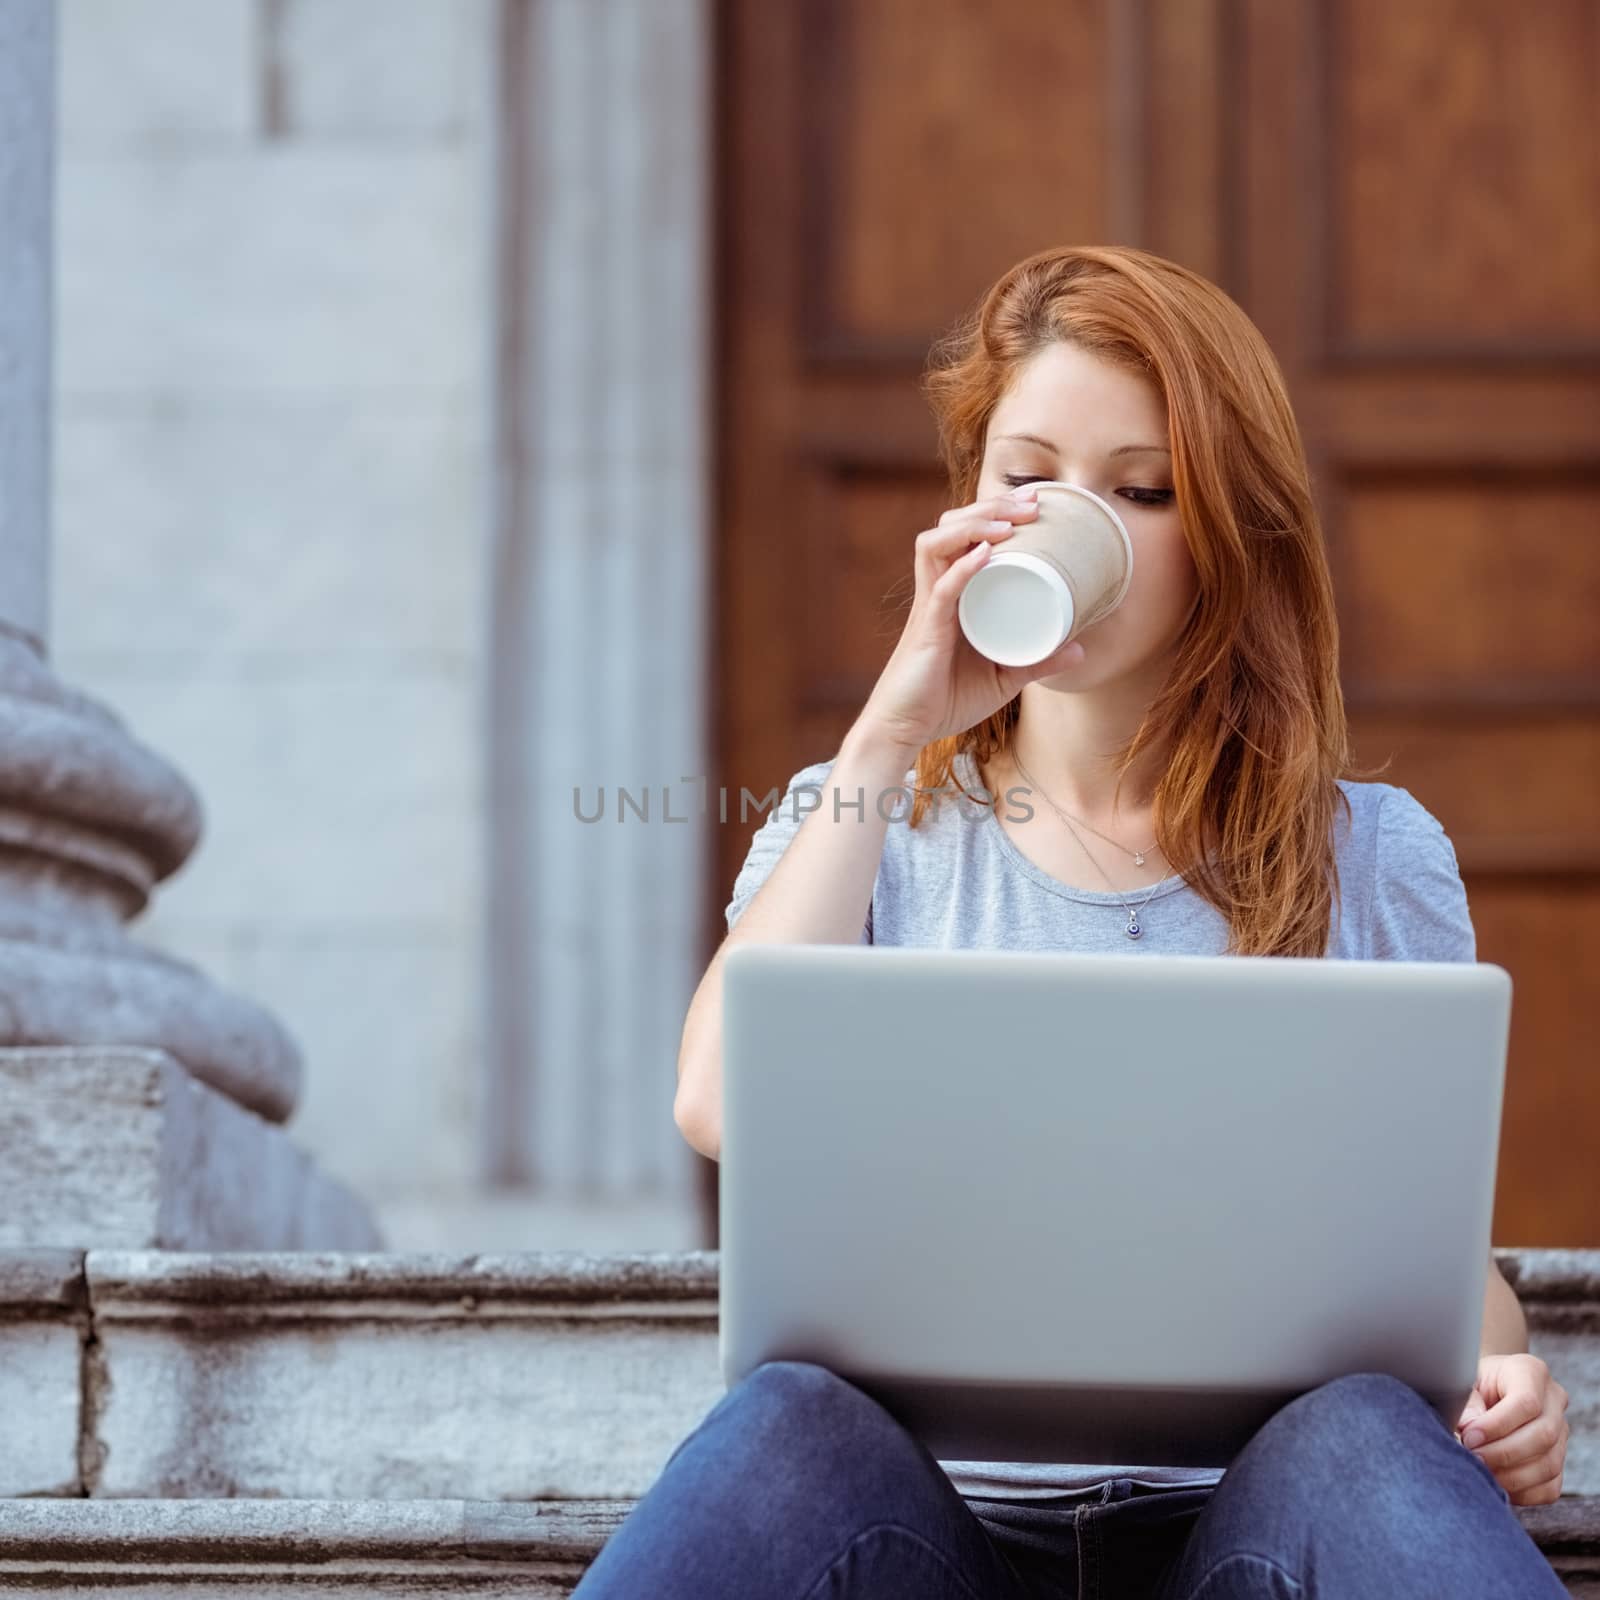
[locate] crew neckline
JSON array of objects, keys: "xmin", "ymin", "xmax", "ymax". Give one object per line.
[{"xmin": 954, "ymin": 749, "xmax": 1194, "ymax": 910}]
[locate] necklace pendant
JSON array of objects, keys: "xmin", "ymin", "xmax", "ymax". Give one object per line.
[
  {"xmin": 1133, "ymin": 852, "xmax": 1145, "ymax": 866},
  {"xmin": 1126, "ymin": 915, "xmax": 1142, "ymax": 939}
]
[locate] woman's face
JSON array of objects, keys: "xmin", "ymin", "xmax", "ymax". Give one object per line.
[{"xmin": 976, "ymin": 340, "xmax": 1199, "ymax": 689}]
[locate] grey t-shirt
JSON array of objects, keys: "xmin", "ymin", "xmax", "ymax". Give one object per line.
[{"xmin": 723, "ymin": 745, "xmax": 1476, "ymax": 1499}]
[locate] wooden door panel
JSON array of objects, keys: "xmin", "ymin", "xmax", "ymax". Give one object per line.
[
  {"xmin": 1330, "ymin": 0, "xmax": 1600, "ymax": 354},
  {"xmin": 1469, "ymin": 883, "xmax": 1600, "ymax": 1243},
  {"xmin": 799, "ymin": 0, "xmax": 1114, "ymax": 365},
  {"xmin": 1346, "ymin": 711, "xmax": 1600, "ymax": 874},
  {"xmin": 1335, "ymin": 475, "xmax": 1600, "ymax": 701}
]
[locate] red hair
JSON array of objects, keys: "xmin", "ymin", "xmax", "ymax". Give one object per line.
[{"xmin": 911, "ymin": 244, "xmax": 1383, "ymax": 957}]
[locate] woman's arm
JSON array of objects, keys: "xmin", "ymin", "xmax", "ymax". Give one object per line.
[
  {"xmin": 1456, "ymin": 1256, "xmax": 1568, "ymax": 1506},
  {"xmin": 1480, "ymin": 1252, "xmax": 1528, "ymax": 1357},
  {"xmin": 673, "ymin": 716, "xmax": 918, "ymax": 1162}
]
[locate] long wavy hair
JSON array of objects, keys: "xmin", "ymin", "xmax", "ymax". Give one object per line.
[{"xmin": 909, "ymin": 244, "xmax": 1383, "ymax": 957}]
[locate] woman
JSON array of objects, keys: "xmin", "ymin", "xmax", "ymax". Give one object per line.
[{"xmin": 581, "ymin": 246, "xmax": 1570, "ymax": 1598}]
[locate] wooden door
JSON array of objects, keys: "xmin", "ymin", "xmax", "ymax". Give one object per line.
[{"xmin": 711, "ymin": 0, "xmax": 1600, "ymax": 1245}]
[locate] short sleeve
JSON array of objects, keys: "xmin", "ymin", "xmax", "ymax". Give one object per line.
[
  {"xmin": 1369, "ymin": 788, "xmax": 1475, "ymax": 962},
  {"xmin": 724, "ymin": 758, "xmax": 873, "ymax": 945}
]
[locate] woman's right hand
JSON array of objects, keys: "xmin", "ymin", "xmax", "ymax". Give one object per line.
[{"xmin": 857, "ymin": 485, "xmax": 1087, "ymax": 754}]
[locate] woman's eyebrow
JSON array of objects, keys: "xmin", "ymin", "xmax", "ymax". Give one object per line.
[{"xmin": 993, "ymin": 432, "xmax": 1170, "ymax": 458}]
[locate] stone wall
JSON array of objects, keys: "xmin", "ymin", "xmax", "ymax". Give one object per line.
[
  {"xmin": 48, "ymin": 0, "xmax": 494, "ymax": 1238},
  {"xmin": 45, "ymin": 0, "xmax": 710, "ymax": 1252}
]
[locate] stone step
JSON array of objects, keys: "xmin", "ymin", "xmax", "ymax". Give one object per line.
[
  {"xmin": 1, "ymin": 1246, "xmax": 1595, "ymax": 1505},
  {"xmin": 1, "ymin": 1247, "xmax": 724, "ymax": 1500},
  {"xmin": 0, "ymin": 1496, "xmax": 1594, "ymax": 1597},
  {"xmin": 0, "ymin": 1499, "xmax": 626, "ymax": 1598}
]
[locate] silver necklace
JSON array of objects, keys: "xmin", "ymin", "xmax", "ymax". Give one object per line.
[
  {"xmin": 1056, "ymin": 812, "xmax": 1169, "ymax": 939},
  {"xmin": 1011, "ymin": 751, "xmax": 1169, "ymax": 940},
  {"xmin": 1012, "ymin": 750, "xmax": 1159, "ymax": 866},
  {"xmin": 1060, "ymin": 809, "xmax": 1157, "ymax": 866}
]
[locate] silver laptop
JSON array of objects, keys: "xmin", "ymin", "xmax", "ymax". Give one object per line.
[{"xmin": 718, "ymin": 943, "xmax": 1511, "ymax": 1468}]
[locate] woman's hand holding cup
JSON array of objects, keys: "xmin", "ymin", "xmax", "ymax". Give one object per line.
[{"xmin": 855, "ymin": 484, "xmax": 1087, "ymax": 757}]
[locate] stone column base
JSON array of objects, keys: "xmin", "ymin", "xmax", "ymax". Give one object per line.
[{"xmin": 0, "ymin": 1047, "xmax": 380, "ymax": 1251}]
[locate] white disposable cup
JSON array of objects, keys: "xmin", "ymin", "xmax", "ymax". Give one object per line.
[{"xmin": 957, "ymin": 481, "xmax": 1134, "ymax": 667}]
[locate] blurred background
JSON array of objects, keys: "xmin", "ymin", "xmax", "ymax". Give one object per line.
[{"xmin": 31, "ymin": 0, "xmax": 1600, "ymax": 1254}]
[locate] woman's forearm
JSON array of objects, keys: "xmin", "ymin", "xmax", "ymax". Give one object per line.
[
  {"xmin": 716, "ymin": 718, "xmax": 915, "ymax": 947},
  {"xmin": 673, "ymin": 717, "xmax": 919, "ymax": 1160},
  {"xmin": 1480, "ymin": 1254, "xmax": 1528, "ymax": 1356}
]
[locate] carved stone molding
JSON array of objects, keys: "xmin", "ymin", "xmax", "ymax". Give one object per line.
[{"xmin": 0, "ymin": 636, "xmax": 302, "ymax": 1122}]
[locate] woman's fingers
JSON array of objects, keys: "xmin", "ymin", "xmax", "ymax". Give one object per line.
[
  {"xmin": 915, "ymin": 492, "xmax": 1038, "ymax": 587},
  {"xmin": 929, "ymin": 535, "xmax": 998, "ymax": 607},
  {"xmin": 1467, "ymin": 1377, "xmax": 1569, "ymax": 1505},
  {"xmin": 939, "ymin": 489, "xmax": 1040, "ymax": 526}
]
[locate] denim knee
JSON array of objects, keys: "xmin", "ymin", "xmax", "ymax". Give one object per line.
[
  {"xmin": 599, "ymin": 1361, "xmax": 1009, "ymax": 1600},
  {"xmin": 1232, "ymin": 1371, "xmax": 1496, "ymax": 1510},
  {"xmin": 730, "ymin": 1359, "xmax": 904, "ymax": 1446},
  {"xmin": 1280, "ymin": 1371, "xmax": 1433, "ymax": 1433},
  {"xmin": 664, "ymin": 1360, "xmax": 914, "ymax": 1481},
  {"xmin": 1258, "ymin": 1372, "xmax": 1434, "ymax": 1456}
]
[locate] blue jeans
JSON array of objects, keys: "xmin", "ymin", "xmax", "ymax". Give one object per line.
[{"xmin": 571, "ymin": 1360, "xmax": 1565, "ymax": 1598}]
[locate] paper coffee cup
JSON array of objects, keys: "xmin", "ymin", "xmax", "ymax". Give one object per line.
[{"xmin": 957, "ymin": 481, "xmax": 1134, "ymax": 667}]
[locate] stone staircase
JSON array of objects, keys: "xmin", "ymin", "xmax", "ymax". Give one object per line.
[{"xmin": 0, "ymin": 1247, "xmax": 1595, "ymax": 1595}]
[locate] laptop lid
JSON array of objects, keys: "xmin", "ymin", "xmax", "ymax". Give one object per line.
[{"xmin": 719, "ymin": 944, "xmax": 1510, "ymax": 1467}]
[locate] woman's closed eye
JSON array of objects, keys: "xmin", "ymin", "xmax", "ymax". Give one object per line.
[{"xmin": 1001, "ymin": 472, "xmax": 1174, "ymax": 508}]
